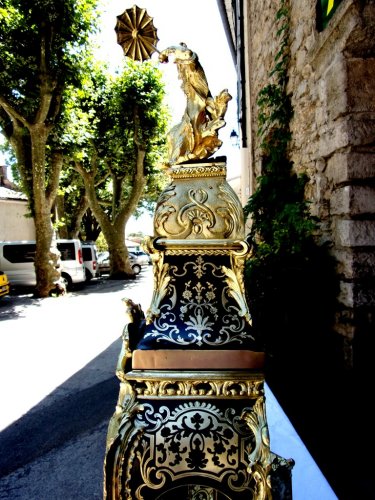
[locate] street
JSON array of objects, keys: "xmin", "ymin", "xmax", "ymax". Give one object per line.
[{"xmin": 0, "ymin": 267, "xmax": 154, "ymax": 499}]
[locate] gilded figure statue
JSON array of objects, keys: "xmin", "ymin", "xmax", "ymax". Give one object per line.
[{"xmin": 159, "ymin": 42, "xmax": 232, "ymax": 166}]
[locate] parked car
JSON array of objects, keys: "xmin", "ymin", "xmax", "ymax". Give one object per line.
[
  {"xmin": 98, "ymin": 251, "xmax": 141, "ymax": 276},
  {"xmin": 0, "ymin": 270, "xmax": 10, "ymax": 298},
  {"xmin": 81, "ymin": 241, "xmax": 99, "ymax": 281},
  {"xmin": 130, "ymin": 250, "xmax": 152, "ymax": 265},
  {"xmin": 97, "ymin": 251, "xmax": 110, "ymax": 275},
  {"xmin": 0, "ymin": 239, "xmax": 86, "ymax": 290},
  {"xmin": 129, "ymin": 253, "xmax": 142, "ymax": 275}
]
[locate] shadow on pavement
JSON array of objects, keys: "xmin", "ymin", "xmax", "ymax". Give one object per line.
[
  {"xmin": 0, "ymin": 291, "xmax": 43, "ymax": 321},
  {"xmin": 0, "ymin": 337, "xmax": 121, "ymax": 479},
  {"xmin": 0, "ymin": 269, "xmax": 151, "ymax": 321},
  {"xmin": 72, "ymin": 271, "xmax": 149, "ymax": 297}
]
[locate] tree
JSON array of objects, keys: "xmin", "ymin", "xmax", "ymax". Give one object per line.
[
  {"xmin": 55, "ymin": 166, "xmax": 94, "ymax": 240},
  {"xmin": 0, "ymin": 0, "xmax": 99, "ymax": 297},
  {"xmin": 55, "ymin": 170, "xmax": 101, "ymax": 241},
  {"xmin": 64, "ymin": 59, "xmax": 168, "ymax": 278}
]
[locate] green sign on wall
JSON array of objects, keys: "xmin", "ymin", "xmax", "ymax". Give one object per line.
[{"xmin": 317, "ymin": 0, "xmax": 343, "ymax": 30}]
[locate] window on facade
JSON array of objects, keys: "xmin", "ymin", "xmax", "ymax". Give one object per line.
[{"xmin": 317, "ymin": 0, "xmax": 343, "ymax": 30}]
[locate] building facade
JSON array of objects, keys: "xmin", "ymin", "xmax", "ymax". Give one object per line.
[
  {"xmin": 218, "ymin": 0, "xmax": 375, "ymax": 371},
  {"xmin": 0, "ymin": 165, "xmax": 35, "ymax": 240}
]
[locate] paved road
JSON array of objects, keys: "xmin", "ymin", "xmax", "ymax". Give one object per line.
[{"xmin": 0, "ymin": 267, "xmax": 153, "ymax": 500}]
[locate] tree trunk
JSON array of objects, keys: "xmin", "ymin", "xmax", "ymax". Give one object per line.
[
  {"xmin": 82, "ymin": 208, "xmax": 101, "ymax": 241},
  {"xmin": 31, "ymin": 126, "xmax": 60, "ymax": 297},
  {"xmin": 93, "ymin": 208, "xmax": 135, "ymax": 278},
  {"xmin": 71, "ymin": 196, "xmax": 89, "ymax": 239},
  {"xmin": 55, "ymin": 194, "xmax": 69, "ymax": 239},
  {"xmin": 106, "ymin": 229, "xmax": 134, "ymax": 279},
  {"xmin": 75, "ymin": 146, "xmax": 147, "ymax": 278}
]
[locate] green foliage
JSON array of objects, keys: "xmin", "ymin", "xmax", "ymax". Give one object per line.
[
  {"xmin": 95, "ymin": 59, "xmax": 169, "ymax": 178},
  {"xmin": 0, "ymin": 0, "xmax": 99, "ymax": 119},
  {"xmin": 61, "ymin": 58, "xmax": 169, "ymax": 215},
  {"xmin": 57, "ymin": 165, "xmax": 87, "ymax": 236},
  {"xmin": 0, "ymin": 137, "xmax": 18, "ymax": 182},
  {"xmin": 0, "ymin": 0, "xmax": 100, "ymax": 214},
  {"xmin": 243, "ymin": 1, "xmax": 338, "ymax": 360},
  {"xmin": 244, "ymin": 2, "xmax": 314, "ymax": 258},
  {"xmin": 95, "ymin": 232, "xmax": 107, "ymax": 252},
  {"xmin": 0, "ymin": 0, "xmax": 100, "ymax": 295},
  {"xmin": 55, "ymin": 57, "xmax": 169, "ymax": 262}
]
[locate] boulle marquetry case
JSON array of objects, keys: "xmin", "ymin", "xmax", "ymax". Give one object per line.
[{"xmin": 103, "ymin": 159, "xmax": 293, "ymax": 499}]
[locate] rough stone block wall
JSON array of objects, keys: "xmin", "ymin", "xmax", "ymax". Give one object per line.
[
  {"xmin": 247, "ymin": 0, "xmax": 280, "ymax": 179},
  {"xmin": 247, "ymin": 0, "xmax": 375, "ymax": 368}
]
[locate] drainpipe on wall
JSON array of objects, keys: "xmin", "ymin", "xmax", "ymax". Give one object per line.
[
  {"xmin": 216, "ymin": 0, "xmax": 251, "ymax": 208},
  {"xmin": 216, "ymin": 0, "xmax": 236, "ymax": 65},
  {"xmin": 238, "ymin": 1, "xmax": 252, "ymax": 206}
]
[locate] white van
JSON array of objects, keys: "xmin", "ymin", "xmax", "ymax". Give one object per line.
[
  {"xmin": 0, "ymin": 239, "xmax": 86, "ymax": 289},
  {"xmin": 81, "ymin": 241, "xmax": 99, "ymax": 281},
  {"xmin": 56, "ymin": 239, "xmax": 86, "ymax": 288}
]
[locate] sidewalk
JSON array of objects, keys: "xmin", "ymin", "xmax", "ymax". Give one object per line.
[{"xmin": 0, "ymin": 267, "xmax": 337, "ymax": 499}]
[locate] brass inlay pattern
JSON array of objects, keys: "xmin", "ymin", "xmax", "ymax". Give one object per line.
[
  {"xmin": 165, "ymin": 249, "xmax": 236, "ymax": 256},
  {"xmin": 104, "ymin": 367, "xmax": 293, "ymax": 499},
  {"xmin": 130, "ymin": 378, "xmax": 264, "ymax": 399},
  {"xmin": 169, "ymin": 164, "xmax": 227, "ymax": 179},
  {"xmin": 134, "ymin": 400, "xmax": 254, "ymax": 496},
  {"xmin": 142, "ymin": 256, "xmax": 254, "ymax": 347}
]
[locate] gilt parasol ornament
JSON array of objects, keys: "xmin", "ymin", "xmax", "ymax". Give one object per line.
[{"xmin": 115, "ymin": 5, "xmax": 159, "ymax": 62}]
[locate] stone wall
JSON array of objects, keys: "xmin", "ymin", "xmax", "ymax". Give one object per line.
[
  {"xmin": 245, "ymin": 0, "xmax": 375, "ymax": 368},
  {"xmin": 246, "ymin": 0, "xmax": 280, "ymax": 181}
]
